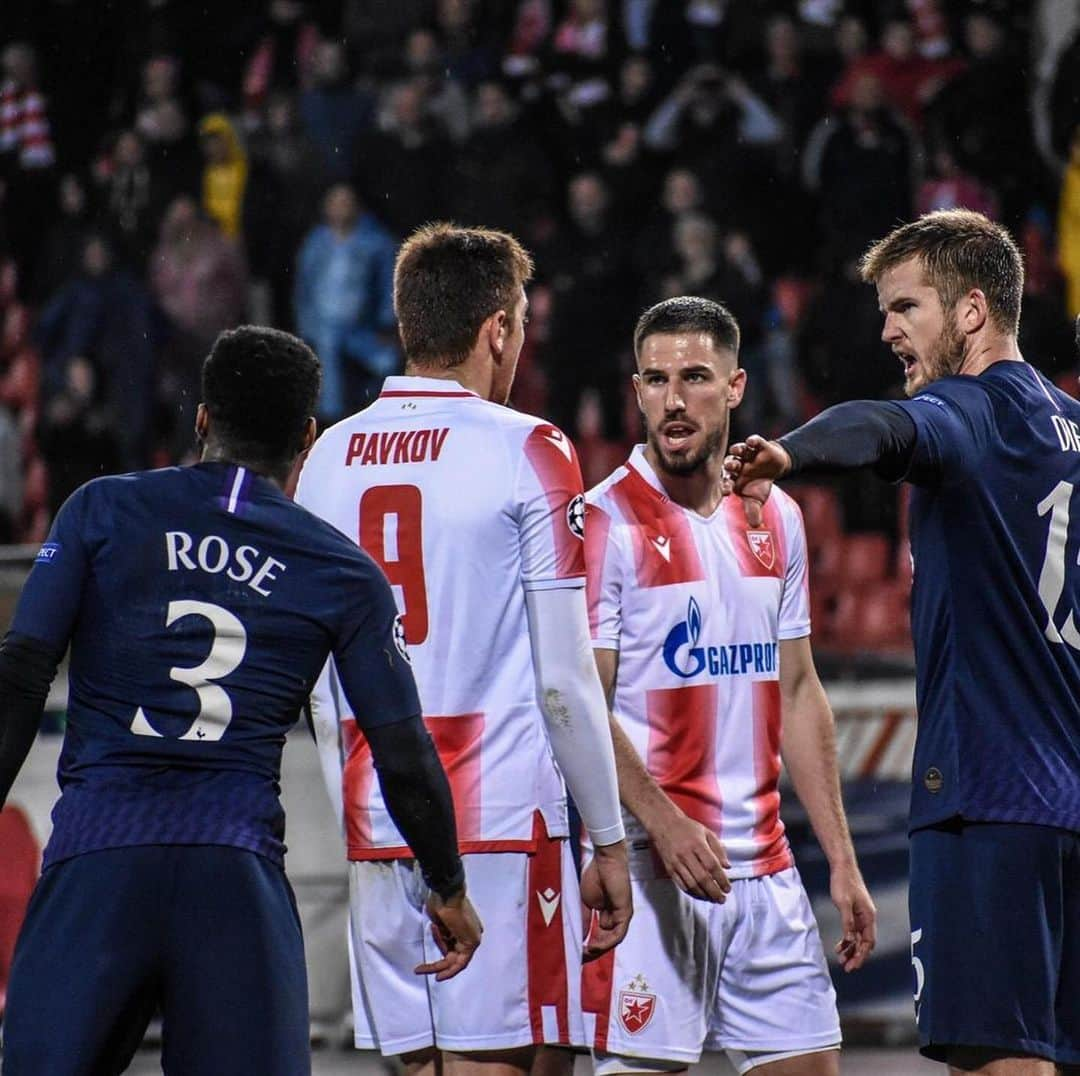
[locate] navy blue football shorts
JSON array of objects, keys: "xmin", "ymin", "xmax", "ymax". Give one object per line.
[
  {"xmin": 2, "ymin": 845, "xmax": 310, "ymax": 1075},
  {"xmin": 909, "ymin": 819, "xmax": 1080, "ymax": 1066}
]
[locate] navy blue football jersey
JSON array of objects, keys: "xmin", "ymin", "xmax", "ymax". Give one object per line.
[
  {"xmin": 11, "ymin": 462, "xmax": 419, "ymax": 867},
  {"xmin": 895, "ymin": 361, "xmax": 1080, "ymax": 833}
]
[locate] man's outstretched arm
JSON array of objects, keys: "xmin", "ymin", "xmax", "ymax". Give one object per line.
[{"xmin": 725, "ymin": 400, "xmax": 918, "ymax": 487}]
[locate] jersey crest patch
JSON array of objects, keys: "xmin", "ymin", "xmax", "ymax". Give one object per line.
[
  {"xmin": 746, "ymin": 530, "xmax": 775, "ymax": 570},
  {"xmin": 618, "ymin": 975, "xmax": 656, "ymax": 1034}
]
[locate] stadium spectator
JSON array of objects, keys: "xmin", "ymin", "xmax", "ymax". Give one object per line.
[
  {"xmin": 0, "ymin": 43, "xmax": 55, "ymax": 290},
  {"xmin": 543, "ymin": 171, "xmax": 632, "ymax": 440},
  {"xmin": 37, "ymin": 355, "xmax": 121, "ymax": 518},
  {"xmin": 30, "ymin": 174, "xmax": 92, "ymax": 304},
  {"xmin": 803, "ymin": 72, "xmax": 916, "ymax": 271},
  {"xmin": 352, "ymin": 78, "xmax": 451, "ymax": 237},
  {"xmin": 434, "ymin": 0, "xmax": 499, "ymax": 87},
  {"xmin": 299, "ymin": 40, "xmax": 374, "ymax": 182},
  {"xmin": 927, "ymin": 9, "xmax": 1036, "ymax": 228},
  {"xmin": 916, "ymin": 145, "xmax": 999, "ymax": 220},
  {"xmin": 401, "ymin": 27, "xmax": 470, "ymax": 144},
  {"xmin": 133, "ymin": 55, "xmax": 201, "ymax": 205},
  {"xmin": 244, "ymin": 92, "xmax": 326, "ymax": 327},
  {"xmin": 294, "ymin": 183, "xmax": 398, "ymax": 420},
  {"xmin": 450, "ymin": 80, "xmax": 554, "ymax": 237},
  {"xmin": 830, "ymin": 15, "xmax": 964, "ymax": 129},
  {"xmin": 241, "ymin": 0, "xmax": 321, "ymax": 114},
  {"xmin": 633, "ymin": 166, "xmax": 705, "ymax": 281},
  {"xmin": 98, "ymin": 130, "xmax": 168, "ymax": 271},
  {"xmin": 35, "ymin": 234, "xmax": 161, "ymax": 470},
  {"xmin": 150, "ymin": 196, "xmax": 247, "ymax": 456},
  {"xmin": 197, "ymin": 113, "xmax": 248, "ymax": 240}
]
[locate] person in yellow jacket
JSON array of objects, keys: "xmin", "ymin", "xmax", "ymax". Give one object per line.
[
  {"xmin": 198, "ymin": 112, "xmax": 248, "ymax": 239},
  {"xmin": 1059, "ymin": 126, "xmax": 1080, "ymax": 318}
]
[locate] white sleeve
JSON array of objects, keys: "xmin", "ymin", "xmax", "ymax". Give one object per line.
[
  {"xmin": 525, "ymin": 586, "xmax": 625, "ymax": 846},
  {"xmin": 778, "ymin": 500, "xmax": 812, "ymax": 640},
  {"xmin": 309, "ymin": 657, "xmax": 346, "ymax": 831},
  {"xmin": 584, "ymin": 500, "xmax": 622, "ymax": 649}
]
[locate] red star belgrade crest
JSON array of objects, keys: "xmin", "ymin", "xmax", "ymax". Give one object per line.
[
  {"xmin": 618, "ymin": 987, "xmax": 656, "ymax": 1035},
  {"xmin": 746, "ymin": 529, "xmax": 775, "ymax": 570}
]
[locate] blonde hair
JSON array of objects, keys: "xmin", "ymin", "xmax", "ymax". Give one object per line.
[{"xmin": 860, "ymin": 209, "xmax": 1023, "ymax": 334}]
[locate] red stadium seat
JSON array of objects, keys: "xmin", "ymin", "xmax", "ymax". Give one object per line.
[
  {"xmin": 787, "ymin": 485, "xmax": 842, "ymax": 547},
  {"xmin": 21, "ymin": 505, "xmax": 50, "ymax": 544},
  {"xmin": 829, "ymin": 581, "xmax": 911, "ymax": 651},
  {"xmin": 841, "ymin": 532, "xmax": 891, "ymax": 584}
]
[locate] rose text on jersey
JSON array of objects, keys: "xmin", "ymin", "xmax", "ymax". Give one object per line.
[{"xmin": 165, "ymin": 531, "xmax": 286, "ymax": 596}]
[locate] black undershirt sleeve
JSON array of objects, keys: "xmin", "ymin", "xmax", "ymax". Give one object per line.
[
  {"xmin": 0, "ymin": 633, "xmax": 63, "ymax": 808},
  {"xmin": 364, "ymin": 715, "xmax": 465, "ymax": 901},
  {"xmin": 777, "ymin": 400, "xmax": 918, "ymax": 482}
]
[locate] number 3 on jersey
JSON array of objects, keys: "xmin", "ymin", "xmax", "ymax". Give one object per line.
[{"xmin": 359, "ymin": 484, "xmax": 429, "ymax": 644}]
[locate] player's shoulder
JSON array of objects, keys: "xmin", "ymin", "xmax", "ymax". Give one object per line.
[{"xmin": 585, "ymin": 461, "xmax": 633, "ymax": 510}]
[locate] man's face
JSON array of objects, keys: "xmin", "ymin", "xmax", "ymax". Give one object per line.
[
  {"xmin": 634, "ymin": 332, "xmax": 743, "ymax": 476},
  {"xmin": 877, "ymin": 257, "xmax": 966, "ymax": 396},
  {"xmin": 492, "ymin": 286, "xmax": 528, "ymax": 405}
]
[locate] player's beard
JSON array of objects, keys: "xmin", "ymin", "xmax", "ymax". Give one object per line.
[
  {"xmin": 650, "ymin": 418, "xmax": 728, "ymax": 476},
  {"xmin": 906, "ymin": 317, "xmax": 966, "ymax": 396}
]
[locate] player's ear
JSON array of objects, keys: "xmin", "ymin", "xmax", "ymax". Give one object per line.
[
  {"xmin": 728, "ymin": 367, "xmax": 747, "ymax": 408},
  {"xmin": 960, "ymin": 288, "xmax": 988, "ymax": 334},
  {"xmin": 194, "ymin": 403, "xmax": 209, "ymax": 443},
  {"xmin": 632, "ymin": 373, "xmax": 645, "ymax": 412},
  {"xmin": 300, "ymin": 416, "xmax": 316, "ymax": 453},
  {"xmin": 487, "ymin": 308, "xmax": 508, "ymax": 358}
]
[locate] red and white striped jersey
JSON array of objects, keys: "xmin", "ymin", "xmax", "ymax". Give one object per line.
[
  {"xmin": 586, "ymin": 446, "xmax": 810, "ymax": 879},
  {"xmin": 296, "ymin": 376, "xmax": 587, "ymax": 859}
]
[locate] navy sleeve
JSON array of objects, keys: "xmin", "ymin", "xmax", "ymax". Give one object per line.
[
  {"xmin": 10, "ymin": 488, "xmax": 91, "ymax": 649},
  {"xmin": 892, "ymin": 379, "xmax": 997, "ymax": 487},
  {"xmin": 332, "ymin": 554, "xmax": 421, "ymax": 729}
]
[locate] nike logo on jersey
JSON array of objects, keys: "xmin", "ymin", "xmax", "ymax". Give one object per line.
[
  {"xmin": 651, "ymin": 535, "xmax": 671, "ymax": 562},
  {"xmin": 536, "ymin": 887, "xmax": 561, "ymax": 926},
  {"xmin": 544, "ymin": 428, "xmax": 573, "ymax": 462},
  {"xmin": 346, "ymin": 428, "xmax": 450, "ymax": 467}
]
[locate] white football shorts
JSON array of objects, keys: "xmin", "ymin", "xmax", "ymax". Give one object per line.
[
  {"xmin": 348, "ymin": 813, "xmax": 585, "ymax": 1055},
  {"xmin": 583, "ymin": 858, "xmax": 840, "ymax": 1075}
]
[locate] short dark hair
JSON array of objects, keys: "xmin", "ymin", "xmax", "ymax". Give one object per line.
[
  {"xmin": 394, "ymin": 222, "xmax": 534, "ymax": 369},
  {"xmin": 201, "ymin": 326, "xmax": 320, "ymax": 467},
  {"xmin": 633, "ymin": 295, "xmax": 741, "ymax": 359},
  {"xmin": 860, "ymin": 210, "xmax": 1024, "ymax": 334}
]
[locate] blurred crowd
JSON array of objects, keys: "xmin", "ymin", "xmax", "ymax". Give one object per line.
[{"xmin": 1, "ymin": 0, "xmax": 1079, "ymax": 559}]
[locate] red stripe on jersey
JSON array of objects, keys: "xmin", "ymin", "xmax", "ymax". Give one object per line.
[
  {"xmin": 750, "ymin": 681, "xmax": 792, "ymax": 876},
  {"xmin": 523, "ymin": 424, "xmax": 587, "ymax": 579},
  {"xmin": 645, "ymin": 684, "xmax": 722, "ymax": 834},
  {"xmin": 581, "ymin": 948, "xmax": 614, "ymax": 1050},
  {"xmin": 584, "ymin": 502, "xmax": 612, "ymax": 639},
  {"xmin": 378, "ymin": 389, "xmax": 476, "ymax": 398},
  {"xmin": 607, "ymin": 466, "xmax": 704, "ymax": 587},
  {"xmin": 344, "ymin": 713, "xmax": 487, "ymax": 858},
  {"xmin": 723, "ymin": 495, "xmax": 787, "ymax": 580},
  {"xmin": 526, "ymin": 812, "xmax": 571, "ymax": 1043}
]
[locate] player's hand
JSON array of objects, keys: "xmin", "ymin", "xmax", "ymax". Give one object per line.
[
  {"xmin": 580, "ymin": 839, "xmax": 633, "ymax": 962},
  {"xmin": 722, "ymin": 435, "xmax": 789, "ymax": 524},
  {"xmin": 651, "ymin": 808, "xmax": 731, "ymax": 903},
  {"xmin": 417, "ymin": 887, "xmax": 483, "ymax": 981},
  {"xmin": 829, "ymin": 862, "xmax": 876, "ymax": 973}
]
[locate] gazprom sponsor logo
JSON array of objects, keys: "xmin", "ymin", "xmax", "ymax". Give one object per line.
[
  {"xmin": 661, "ymin": 596, "xmax": 778, "ymax": 679},
  {"xmin": 35, "ymin": 542, "xmax": 60, "ymax": 564}
]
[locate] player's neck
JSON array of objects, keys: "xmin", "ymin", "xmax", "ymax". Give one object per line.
[
  {"xmin": 957, "ymin": 334, "xmax": 1023, "ymax": 378},
  {"xmin": 404, "ymin": 359, "xmax": 493, "ymax": 401},
  {"xmin": 644, "ymin": 444, "xmax": 727, "ymax": 516},
  {"xmin": 199, "ymin": 445, "xmax": 287, "ymax": 489}
]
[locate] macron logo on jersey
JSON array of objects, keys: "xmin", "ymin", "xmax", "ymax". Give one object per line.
[
  {"xmin": 662, "ymin": 596, "xmax": 779, "ymax": 679},
  {"xmin": 543, "ymin": 427, "xmax": 573, "ymax": 462},
  {"xmin": 345, "ymin": 428, "xmax": 450, "ymax": 467},
  {"xmin": 35, "ymin": 542, "xmax": 60, "ymax": 564}
]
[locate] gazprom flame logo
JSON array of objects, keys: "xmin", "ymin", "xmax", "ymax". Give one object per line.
[{"xmin": 662, "ymin": 597, "xmax": 706, "ymax": 678}]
